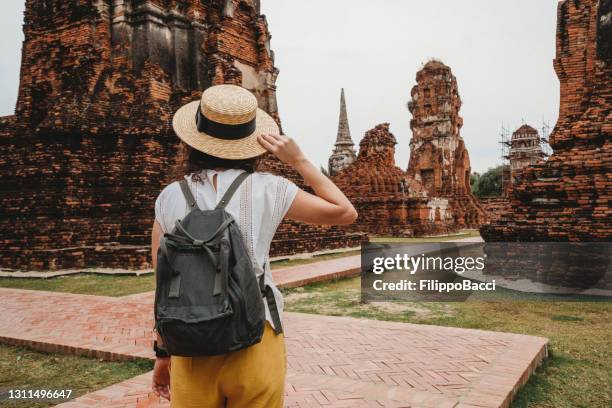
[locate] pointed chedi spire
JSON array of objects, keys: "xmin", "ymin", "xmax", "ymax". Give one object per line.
[
  {"xmin": 336, "ymin": 88, "xmax": 352, "ymax": 144},
  {"xmin": 328, "ymin": 88, "xmax": 357, "ymax": 176}
]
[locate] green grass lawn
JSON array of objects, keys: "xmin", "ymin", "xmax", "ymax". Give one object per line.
[
  {"xmin": 269, "ymin": 249, "xmax": 360, "ymax": 269},
  {"xmin": 0, "ymin": 274, "xmax": 156, "ymax": 297},
  {"xmin": 0, "ymin": 250, "xmax": 362, "ymax": 297},
  {"xmin": 371, "ymin": 229, "xmax": 481, "ymax": 243},
  {"xmin": 0, "ymin": 344, "xmax": 152, "ymax": 408},
  {"xmin": 0, "ymin": 230, "xmax": 480, "ymax": 297},
  {"xmin": 281, "ymin": 277, "xmax": 612, "ymax": 408}
]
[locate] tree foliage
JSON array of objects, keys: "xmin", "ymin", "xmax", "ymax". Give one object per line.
[{"xmin": 471, "ymin": 165, "xmax": 508, "ymax": 198}]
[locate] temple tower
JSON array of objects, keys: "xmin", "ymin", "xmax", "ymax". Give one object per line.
[
  {"xmin": 407, "ymin": 60, "xmax": 467, "ymax": 196},
  {"xmin": 328, "ymin": 89, "xmax": 356, "ymax": 176},
  {"xmin": 406, "ymin": 60, "xmax": 487, "ymax": 228},
  {"xmin": 0, "ymin": 0, "xmax": 362, "ymax": 270},
  {"xmin": 14, "ymin": 0, "xmax": 282, "ymax": 134},
  {"xmin": 508, "ymin": 124, "xmax": 546, "ymax": 185}
]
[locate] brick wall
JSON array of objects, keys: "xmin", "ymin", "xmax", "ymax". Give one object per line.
[
  {"xmin": 481, "ymin": 0, "xmax": 611, "ymax": 242},
  {"xmin": 0, "ymin": 0, "xmax": 363, "ymax": 270},
  {"xmin": 478, "ymin": 198, "xmax": 511, "ymax": 224}
]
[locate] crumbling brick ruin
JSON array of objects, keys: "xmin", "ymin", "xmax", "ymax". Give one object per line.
[
  {"xmin": 507, "ymin": 125, "xmax": 547, "ymax": 186},
  {"xmin": 329, "ymin": 61, "xmax": 491, "ymax": 237},
  {"xmin": 332, "ymin": 124, "xmax": 432, "ymax": 236},
  {"xmin": 0, "ymin": 0, "xmax": 362, "ymax": 271},
  {"xmin": 14, "ymin": 0, "xmax": 281, "ymax": 135},
  {"xmin": 481, "ymin": 0, "xmax": 611, "ymax": 242},
  {"xmin": 328, "ymin": 88, "xmax": 356, "ymax": 176},
  {"xmin": 478, "ymin": 197, "xmax": 511, "ymax": 223},
  {"xmin": 407, "ymin": 60, "xmax": 488, "ymax": 229}
]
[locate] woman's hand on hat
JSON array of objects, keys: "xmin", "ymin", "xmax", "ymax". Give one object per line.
[{"xmin": 258, "ymin": 134, "xmax": 306, "ymax": 168}]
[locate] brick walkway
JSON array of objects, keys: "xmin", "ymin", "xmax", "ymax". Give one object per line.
[
  {"xmin": 0, "ymin": 287, "xmax": 547, "ymax": 408},
  {"xmin": 119, "ymin": 255, "xmax": 360, "ymax": 305},
  {"xmin": 272, "ymin": 255, "xmax": 360, "ymax": 288}
]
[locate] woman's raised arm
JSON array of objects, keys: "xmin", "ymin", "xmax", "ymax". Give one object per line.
[{"xmin": 258, "ymin": 134, "xmax": 357, "ymax": 226}]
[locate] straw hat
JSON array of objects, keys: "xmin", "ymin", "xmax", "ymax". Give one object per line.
[{"xmin": 172, "ymin": 84, "xmax": 280, "ymax": 160}]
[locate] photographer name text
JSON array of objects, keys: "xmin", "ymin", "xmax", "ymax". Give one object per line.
[{"xmin": 370, "ymin": 253, "xmax": 495, "ymax": 293}]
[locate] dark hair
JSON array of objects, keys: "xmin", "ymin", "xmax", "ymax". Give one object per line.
[{"xmin": 172, "ymin": 142, "xmax": 260, "ymax": 182}]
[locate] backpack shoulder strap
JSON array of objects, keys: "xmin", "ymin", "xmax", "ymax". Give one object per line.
[
  {"xmin": 179, "ymin": 179, "xmax": 200, "ymax": 210},
  {"xmin": 259, "ymin": 261, "xmax": 283, "ymax": 335},
  {"xmin": 215, "ymin": 171, "xmax": 251, "ymax": 210}
]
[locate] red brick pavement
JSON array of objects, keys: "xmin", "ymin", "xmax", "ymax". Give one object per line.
[
  {"xmin": 120, "ymin": 255, "xmax": 361, "ymax": 304},
  {"xmin": 272, "ymin": 255, "xmax": 360, "ymax": 288},
  {"xmin": 0, "ymin": 287, "xmax": 547, "ymax": 408}
]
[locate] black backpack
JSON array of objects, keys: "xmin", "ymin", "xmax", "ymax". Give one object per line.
[{"xmin": 154, "ymin": 172, "xmax": 283, "ymax": 356}]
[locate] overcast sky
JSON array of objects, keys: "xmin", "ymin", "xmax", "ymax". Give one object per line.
[{"xmin": 0, "ymin": 1, "xmax": 559, "ymax": 173}]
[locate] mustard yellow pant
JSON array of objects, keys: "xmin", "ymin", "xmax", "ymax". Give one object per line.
[{"xmin": 169, "ymin": 322, "xmax": 286, "ymax": 408}]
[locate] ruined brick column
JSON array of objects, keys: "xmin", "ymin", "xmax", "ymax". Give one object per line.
[
  {"xmin": 332, "ymin": 123, "xmax": 431, "ymax": 236},
  {"xmin": 481, "ymin": 0, "xmax": 611, "ymax": 242},
  {"xmin": 0, "ymin": 0, "xmax": 362, "ymax": 270},
  {"xmin": 407, "ymin": 60, "xmax": 488, "ymax": 229}
]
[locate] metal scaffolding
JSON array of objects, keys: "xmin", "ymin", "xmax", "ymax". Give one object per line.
[
  {"xmin": 540, "ymin": 120, "xmax": 553, "ymax": 157},
  {"xmin": 499, "ymin": 123, "xmax": 511, "ymax": 190}
]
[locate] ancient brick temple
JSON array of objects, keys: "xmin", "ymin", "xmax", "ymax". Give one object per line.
[
  {"xmin": 507, "ymin": 125, "xmax": 547, "ymax": 186},
  {"xmin": 329, "ymin": 61, "xmax": 490, "ymax": 237},
  {"xmin": 481, "ymin": 0, "xmax": 611, "ymax": 242},
  {"xmin": 332, "ymin": 124, "xmax": 432, "ymax": 236},
  {"xmin": 407, "ymin": 60, "xmax": 488, "ymax": 229},
  {"xmin": 328, "ymin": 88, "xmax": 356, "ymax": 176},
  {"xmin": 478, "ymin": 197, "xmax": 511, "ymax": 223},
  {"xmin": 0, "ymin": 0, "xmax": 362, "ymax": 270}
]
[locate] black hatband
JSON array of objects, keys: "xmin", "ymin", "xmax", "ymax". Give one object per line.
[{"xmin": 195, "ymin": 105, "xmax": 256, "ymax": 140}]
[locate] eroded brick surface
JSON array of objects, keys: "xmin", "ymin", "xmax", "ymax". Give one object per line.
[
  {"xmin": 478, "ymin": 198, "xmax": 511, "ymax": 223},
  {"xmin": 333, "ymin": 124, "xmax": 431, "ymax": 236},
  {"xmin": 481, "ymin": 0, "xmax": 612, "ymax": 241},
  {"xmin": 0, "ymin": 0, "xmax": 363, "ymax": 271},
  {"xmin": 0, "ymin": 288, "xmax": 547, "ymax": 408},
  {"xmin": 407, "ymin": 61, "xmax": 488, "ymax": 232}
]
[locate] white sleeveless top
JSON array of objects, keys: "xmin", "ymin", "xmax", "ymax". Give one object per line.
[{"xmin": 154, "ymin": 168, "xmax": 299, "ymax": 331}]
